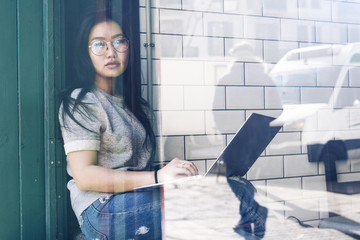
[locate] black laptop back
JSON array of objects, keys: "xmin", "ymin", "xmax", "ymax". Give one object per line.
[{"xmin": 207, "ymin": 113, "xmax": 282, "ymax": 177}]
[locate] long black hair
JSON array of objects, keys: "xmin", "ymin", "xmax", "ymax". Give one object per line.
[{"xmin": 61, "ymin": 6, "xmax": 156, "ymax": 162}]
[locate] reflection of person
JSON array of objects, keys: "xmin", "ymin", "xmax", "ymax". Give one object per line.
[
  {"xmin": 214, "ymin": 41, "xmax": 269, "ymax": 238},
  {"xmin": 59, "ymin": 7, "xmax": 198, "ymax": 240}
]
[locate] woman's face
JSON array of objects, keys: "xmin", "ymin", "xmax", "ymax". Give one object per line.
[{"xmin": 88, "ymin": 21, "xmax": 129, "ymax": 80}]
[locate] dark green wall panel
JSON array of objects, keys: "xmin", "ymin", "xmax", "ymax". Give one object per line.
[
  {"xmin": 0, "ymin": 0, "xmax": 20, "ymax": 239},
  {"xmin": 17, "ymin": 0, "xmax": 46, "ymax": 239}
]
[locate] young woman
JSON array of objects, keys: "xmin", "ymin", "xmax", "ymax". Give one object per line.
[{"xmin": 59, "ymin": 8, "xmax": 198, "ymax": 240}]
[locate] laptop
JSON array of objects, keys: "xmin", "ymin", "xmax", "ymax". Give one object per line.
[{"xmin": 135, "ymin": 113, "xmax": 282, "ymax": 189}]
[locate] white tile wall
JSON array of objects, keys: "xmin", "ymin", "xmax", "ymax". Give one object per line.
[
  {"xmin": 298, "ymin": 0, "xmax": 332, "ymax": 21},
  {"xmin": 182, "ymin": 0, "xmax": 224, "ymax": 12},
  {"xmin": 348, "ymin": 25, "xmax": 360, "ymax": 43},
  {"xmin": 139, "ymin": 8, "xmax": 159, "ymax": 33},
  {"xmin": 317, "ymin": 66, "xmax": 347, "ymax": 87},
  {"xmin": 247, "ymin": 156, "xmax": 284, "ymax": 180},
  {"xmin": 160, "ymin": 9, "xmax": 203, "ymax": 35},
  {"xmin": 157, "ymin": 136, "xmax": 185, "ymax": 161},
  {"xmin": 281, "ymin": 19, "xmax": 315, "ymax": 42},
  {"xmin": 302, "ymin": 175, "xmax": 327, "ymax": 198},
  {"xmin": 332, "ymin": 1, "xmax": 360, "ymax": 24},
  {"xmin": 226, "ymin": 86, "xmax": 264, "ymax": 109},
  {"xmin": 264, "ymin": 41, "xmax": 299, "ymax": 63},
  {"xmin": 183, "ymin": 36, "xmax": 224, "ymax": 59},
  {"xmin": 284, "ymin": 154, "xmax": 318, "ymax": 177},
  {"xmin": 315, "ymin": 22, "xmax": 348, "ymax": 44},
  {"xmin": 157, "ymin": 60, "xmax": 204, "ymax": 85},
  {"xmin": 349, "ymin": 67, "xmax": 360, "ymax": 87},
  {"xmin": 225, "ymin": 39, "xmax": 263, "ymax": 62},
  {"xmin": 205, "ymin": 110, "xmax": 245, "ymax": 134},
  {"xmin": 141, "ymin": 1, "xmax": 360, "ymax": 222},
  {"xmin": 204, "ymin": 61, "xmax": 245, "ymax": 86},
  {"xmin": 244, "ymin": 16, "xmax": 281, "ymax": 40},
  {"xmin": 263, "ymin": 0, "xmax": 298, "ymax": 19},
  {"xmin": 284, "ymin": 199, "xmax": 320, "ymax": 221},
  {"xmin": 301, "ymin": 87, "xmax": 333, "ymax": 104},
  {"xmin": 183, "ymin": 86, "xmax": 225, "ymax": 110},
  {"xmin": 266, "ymin": 177, "xmax": 302, "ymax": 201},
  {"xmin": 245, "ymin": 63, "xmax": 275, "ymax": 85},
  {"xmin": 153, "ymin": 86, "xmax": 184, "ymax": 110},
  {"xmin": 153, "ymin": 34, "xmax": 183, "ymax": 58},
  {"xmin": 203, "ymin": 13, "xmax": 244, "ymax": 38},
  {"xmin": 224, "ymin": 0, "xmax": 262, "ymax": 16},
  {"xmin": 245, "ymin": 110, "xmax": 283, "ymax": 120},
  {"xmin": 161, "ymin": 111, "xmax": 205, "ymax": 135},
  {"xmin": 265, "ymin": 87, "xmax": 283, "ymax": 109},
  {"xmin": 267, "ymin": 132, "xmax": 302, "ymax": 155},
  {"xmin": 185, "ymin": 135, "xmax": 226, "ymax": 159}
]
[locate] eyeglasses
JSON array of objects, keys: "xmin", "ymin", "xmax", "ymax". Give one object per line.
[{"xmin": 88, "ymin": 37, "xmax": 129, "ymax": 56}]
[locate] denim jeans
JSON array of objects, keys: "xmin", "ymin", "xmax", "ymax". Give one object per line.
[
  {"xmin": 227, "ymin": 176, "xmax": 268, "ymax": 237},
  {"xmin": 80, "ymin": 187, "xmax": 162, "ymax": 240}
]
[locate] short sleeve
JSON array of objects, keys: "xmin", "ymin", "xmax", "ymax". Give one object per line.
[{"xmin": 59, "ymin": 89, "xmax": 103, "ymax": 155}]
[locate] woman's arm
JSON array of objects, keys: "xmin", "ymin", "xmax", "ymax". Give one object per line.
[{"xmin": 68, "ymin": 150, "xmax": 198, "ymax": 193}]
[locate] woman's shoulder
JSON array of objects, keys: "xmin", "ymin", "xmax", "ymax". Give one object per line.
[{"xmin": 70, "ymin": 88, "xmax": 99, "ymax": 104}]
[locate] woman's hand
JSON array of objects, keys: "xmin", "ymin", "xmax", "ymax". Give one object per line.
[{"xmin": 157, "ymin": 158, "xmax": 199, "ymax": 183}]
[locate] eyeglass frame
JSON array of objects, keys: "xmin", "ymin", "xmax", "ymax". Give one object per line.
[{"xmin": 88, "ymin": 36, "xmax": 130, "ymax": 56}]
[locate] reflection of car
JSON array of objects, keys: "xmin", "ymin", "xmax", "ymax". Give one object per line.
[{"xmin": 269, "ymin": 43, "xmax": 360, "ymax": 192}]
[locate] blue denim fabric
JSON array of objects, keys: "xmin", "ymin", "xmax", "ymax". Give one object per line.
[
  {"xmin": 227, "ymin": 176, "xmax": 268, "ymax": 238},
  {"xmin": 80, "ymin": 187, "xmax": 162, "ymax": 240}
]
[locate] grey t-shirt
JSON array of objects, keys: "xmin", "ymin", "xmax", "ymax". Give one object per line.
[{"xmin": 59, "ymin": 87, "xmax": 152, "ymax": 221}]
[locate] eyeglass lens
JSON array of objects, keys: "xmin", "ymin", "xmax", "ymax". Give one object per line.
[{"xmin": 91, "ymin": 37, "xmax": 129, "ymax": 55}]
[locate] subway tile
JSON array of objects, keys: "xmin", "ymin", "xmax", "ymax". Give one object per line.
[
  {"xmin": 183, "ymin": 36, "xmax": 224, "ymax": 60},
  {"xmin": 266, "ymin": 177, "xmax": 302, "ymax": 201},
  {"xmin": 225, "ymin": 39, "xmax": 263, "ymax": 62},
  {"xmin": 182, "ymin": 0, "xmax": 223, "ymax": 12},
  {"xmin": 348, "ymin": 25, "xmax": 360, "ymax": 43},
  {"xmin": 244, "ymin": 16, "xmax": 281, "ymax": 40},
  {"xmin": 284, "ymin": 154, "xmax": 317, "ymax": 177},
  {"xmin": 184, "ymin": 86, "xmax": 225, "ymax": 110},
  {"xmin": 285, "ymin": 199, "xmax": 320, "ymax": 221},
  {"xmin": 140, "ymin": 8, "xmax": 159, "ymax": 33},
  {"xmin": 264, "ymin": 41, "xmax": 298, "ymax": 63},
  {"xmin": 157, "ymin": 136, "xmax": 185, "ymax": 161},
  {"xmin": 157, "ymin": 59, "xmax": 204, "ymax": 85},
  {"xmin": 160, "ymin": 9, "xmax": 203, "ymax": 35},
  {"xmin": 332, "ymin": 1, "xmax": 360, "ymax": 24},
  {"xmin": 226, "ymin": 87, "xmax": 264, "ymax": 109},
  {"xmin": 273, "ymin": 86, "xmax": 300, "ymax": 106},
  {"xmin": 203, "ymin": 13, "xmax": 244, "ymax": 38},
  {"xmin": 337, "ymin": 172, "xmax": 360, "ymax": 182},
  {"xmin": 151, "ymin": 0, "xmax": 182, "ymax": 9},
  {"xmin": 141, "ymin": 59, "xmax": 148, "ymax": 85},
  {"xmin": 298, "ymin": 0, "xmax": 331, "ymax": 21},
  {"xmin": 302, "ymin": 175, "xmax": 327, "ymax": 198},
  {"xmin": 315, "ymin": 22, "xmax": 348, "ymax": 44},
  {"xmin": 317, "ymin": 66, "xmax": 347, "ymax": 87},
  {"xmin": 140, "ymin": 0, "xmax": 145, "ymax": 7},
  {"xmin": 316, "ymin": 108, "xmax": 350, "ymax": 131},
  {"xmin": 141, "ymin": 85, "xmax": 148, "ymax": 101},
  {"xmin": 153, "ymin": 34, "xmax": 183, "ymax": 58},
  {"xmin": 301, "ymin": 87, "xmax": 333, "ymax": 104},
  {"xmin": 247, "ymin": 156, "xmax": 284, "ymax": 180},
  {"xmin": 245, "ymin": 110, "xmax": 283, "ymax": 120},
  {"xmin": 224, "ymin": 0, "xmax": 262, "ymax": 16},
  {"xmin": 349, "ymin": 67, "xmax": 360, "ymax": 87},
  {"xmin": 281, "ymin": 19, "xmax": 315, "ymax": 42},
  {"xmin": 204, "ymin": 61, "xmax": 244, "ymax": 86},
  {"xmin": 160, "ymin": 111, "xmax": 205, "ymax": 135},
  {"xmin": 245, "ymin": 63, "xmax": 275, "ymax": 85},
  {"xmin": 205, "ymin": 110, "xmax": 245, "ymax": 134},
  {"xmin": 192, "ymin": 160, "xmax": 207, "ymax": 175},
  {"xmin": 265, "ymin": 87, "xmax": 284, "ymax": 109},
  {"xmin": 263, "ymin": 0, "xmax": 298, "ymax": 19},
  {"xmin": 153, "ymin": 85, "xmax": 184, "ymax": 110},
  {"xmin": 267, "ymin": 132, "xmax": 302, "ymax": 155},
  {"xmin": 185, "ymin": 135, "xmax": 226, "ymax": 159}
]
